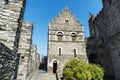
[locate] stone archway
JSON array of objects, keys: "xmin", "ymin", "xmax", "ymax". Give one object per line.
[
  {"xmin": 53, "ymin": 60, "xmax": 57, "ymax": 73},
  {"xmin": 88, "ymin": 54, "xmax": 97, "ymax": 64}
]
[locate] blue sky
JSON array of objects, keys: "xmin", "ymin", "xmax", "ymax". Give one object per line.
[{"xmin": 24, "ymin": 0, "xmax": 102, "ymax": 56}]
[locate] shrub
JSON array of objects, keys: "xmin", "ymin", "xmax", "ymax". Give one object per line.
[{"xmin": 63, "ymin": 58, "xmax": 104, "ymax": 80}]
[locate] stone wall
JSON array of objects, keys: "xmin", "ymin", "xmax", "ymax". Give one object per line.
[
  {"xmin": 48, "ymin": 7, "xmax": 88, "ymax": 73},
  {"xmin": 31, "ymin": 44, "xmax": 40, "ymax": 75},
  {"xmin": 17, "ymin": 22, "xmax": 33, "ymax": 80},
  {"xmin": 0, "ymin": 0, "xmax": 40, "ymax": 80},
  {"xmin": 0, "ymin": 0, "xmax": 26, "ymax": 51},
  {"xmin": 0, "ymin": 42, "xmax": 19, "ymax": 80},
  {"xmin": 88, "ymin": 0, "xmax": 120, "ymax": 79}
]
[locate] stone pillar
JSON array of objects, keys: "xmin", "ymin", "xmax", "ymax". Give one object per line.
[{"xmin": 17, "ymin": 22, "xmax": 33, "ymax": 80}]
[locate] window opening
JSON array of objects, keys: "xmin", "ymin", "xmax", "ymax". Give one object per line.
[
  {"xmin": 59, "ymin": 48, "xmax": 61, "ymax": 56},
  {"xmin": 57, "ymin": 32, "xmax": 63, "ymax": 41},
  {"xmin": 65, "ymin": 20, "xmax": 69, "ymax": 23},
  {"xmin": 74, "ymin": 49, "xmax": 76, "ymax": 57},
  {"xmin": 71, "ymin": 33, "xmax": 77, "ymax": 41}
]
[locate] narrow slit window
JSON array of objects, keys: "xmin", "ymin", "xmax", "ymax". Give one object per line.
[
  {"xmin": 74, "ymin": 49, "xmax": 76, "ymax": 57},
  {"xmin": 59, "ymin": 48, "xmax": 61, "ymax": 56}
]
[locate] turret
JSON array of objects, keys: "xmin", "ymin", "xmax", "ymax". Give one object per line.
[{"xmin": 102, "ymin": 0, "xmax": 111, "ymax": 9}]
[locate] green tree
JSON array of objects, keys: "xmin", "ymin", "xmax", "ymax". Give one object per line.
[{"xmin": 63, "ymin": 58, "xmax": 104, "ymax": 80}]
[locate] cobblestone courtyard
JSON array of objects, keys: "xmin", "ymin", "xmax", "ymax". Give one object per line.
[{"xmin": 31, "ymin": 70, "xmax": 56, "ymax": 80}]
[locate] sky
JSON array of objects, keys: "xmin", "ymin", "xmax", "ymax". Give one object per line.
[{"xmin": 24, "ymin": 0, "xmax": 103, "ymax": 56}]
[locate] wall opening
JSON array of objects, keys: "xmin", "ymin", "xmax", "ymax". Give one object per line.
[
  {"xmin": 74, "ymin": 49, "xmax": 76, "ymax": 57},
  {"xmin": 57, "ymin": 32, "xmax": 63, "ymax": 41},
  {"xmin": 59, "ymin": 48, "xmax": 61, "ymax": 56},
  {"xmin": 88, "ymin": 54, "xmax": 97, "ymax": 64},
  {"xmin": 71, "ymin": 32, "xmax": 77, "ymax": 41},
  {"xmin": 53, "ymin": 60, "xmax": 57, "ymax": 73}
]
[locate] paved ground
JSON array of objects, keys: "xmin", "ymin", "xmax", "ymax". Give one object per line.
[{"xmin": 31, "ymin": 70, "xmax": 56, "ymax": 80}]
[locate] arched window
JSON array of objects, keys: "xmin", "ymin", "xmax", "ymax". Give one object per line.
[
  {"xmin": 73, "ymin": 49, "xmax": 76, "ymax": 57},
  {"xmin": 59, "ymin": 48, "xmax": 61, "ymax": 56},
  {"xmin": 57, "ymin": 32, "xmax": 63, "ymax": 41},
  {"xmin": 65, "ymin": 20, "xmax": 69, "ymax": 24},
  {"xmin": 71, "ymin": 32, "xmax": 77, "ymax": 41}
]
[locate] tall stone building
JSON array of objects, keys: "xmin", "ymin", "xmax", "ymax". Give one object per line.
[
  {"xmin": 87, "ymin": 0, "xmax": 120, "ymax": 79},
  {"xmin": 47, "ymin": 7, "xmax": 87, "ymax": 73},
  {"xmin": 0, "ymin": 0, "xmax": 40, "ymax": 80}
]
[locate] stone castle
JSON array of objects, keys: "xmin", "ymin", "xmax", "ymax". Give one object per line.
[
  {"xmin": 87, "ymin": 0, "xmax": 120, "ymax": 80},
  {"xmin": 0, "ymin": 0, "xmax": 40, "ymax": 80},
  {"xmin": 1, "ymin": 0, "xmax": 120, "ymax": 80},
  {"xmin": 47, "ymin": 7, "xmax": 88, "ymax": 73}
]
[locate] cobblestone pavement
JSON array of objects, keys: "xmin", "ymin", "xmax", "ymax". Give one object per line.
[{"xmin": 31, "ymin": 70, "xmax": 56, "ymax": 80}]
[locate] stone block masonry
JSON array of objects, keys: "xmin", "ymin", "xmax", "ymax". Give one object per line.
[
  {"xmin": 0, "ymin": 0, "xmax": 26, "ymax": 51},
  {"xmin": 17, "ymin": 22, "xmax": 33, "ymax": 80},
  {"xmin": 0, "ymin": 42, "xmax": 19, "ymax": 80},
  {"xmin": 47, "ymin": 7, "xmax": 88, "ymax": 73},
  {"xmin": 0, "ymin": 0, "xmax": 40, "ymax": 80},
  {"xmin": 87, "ymin": 0, "xmax": 120, "ymax": 79}
]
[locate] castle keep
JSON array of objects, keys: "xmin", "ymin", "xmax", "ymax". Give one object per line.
[{"xmin": 47, "ymin": 7, "xmax": 87, "ymax": 73}]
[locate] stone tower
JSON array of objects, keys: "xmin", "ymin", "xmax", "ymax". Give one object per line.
[{"xmin": 47, "ymin": 7, "xmax": 87, "ymax": 73}]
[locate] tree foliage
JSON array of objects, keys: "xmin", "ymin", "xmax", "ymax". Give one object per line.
[{"xmin": 63, "ymin": 58, "xmax": 104, "ymax": 80}]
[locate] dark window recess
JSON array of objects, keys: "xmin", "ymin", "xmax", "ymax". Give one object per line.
[
  {"xmin": 71, "ymin": 33, "xmax": 77, "ymax": 41},
  {"xmin": 65, "ymin": 20, "xmax": 69, "ymax": 23},
  {"xmin": 58, "ymin": 36, "xmax": 63, "ymax": 41},
  {"xmin": 74, "ymin": 49, "xmax": 76, "ymax": 57},
  {"xmin": 21, "ymin": 56, "xmax": 24, "ymax": 62},
  {"xmin": 59, "ymin": 48, "xmax": 61, "ymax": 56},
  {"xmin": 101, "ymin": 38, "xmax": 104, "ymax": 43},
  {"xmin": 57, "ymin": 32, "xmax": 63, "ymax": 41}
]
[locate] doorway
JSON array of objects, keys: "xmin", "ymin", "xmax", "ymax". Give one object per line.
[{"xmin": 53, "ymin": 60, "xmax": 57, "ymax": 73}]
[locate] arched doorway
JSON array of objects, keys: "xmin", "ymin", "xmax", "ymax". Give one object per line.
[
  {"xmin": 53, "ymin": 60, "xmax": 57, "ymax": 73},
  {"xmin": 88, "ymin": 54, "xmax": 97, "ymax": 64}
]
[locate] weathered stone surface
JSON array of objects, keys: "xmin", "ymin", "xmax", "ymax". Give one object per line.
[
  {"xmin": 17, "ymin": 22, "xmax": 33, "ymax": 80},
  {"xmin": 48, "ymin": 7, "xmax": 88, "ymax": 73},
  {"xmin": 87, "ymin": 0, "xmax": 120, "ymax": 79},
  {"xmin": 0, "ymin": 42, "xmax": 19, "ymax": 80},
  {"xmin": 0, "ymin": 0, "xmax": 40, "ymax": 80}
]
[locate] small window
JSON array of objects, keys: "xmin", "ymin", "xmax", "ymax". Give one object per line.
[
  {"xmin": 101, "ymin": 38, "xmax": 104, "ymax": 43},
  {"xmin": 74, "ymin": 49, "xmax": 76, "ymax": 57},
  {"xmin": 57, "ymin": 32, "xmax": 63, "ymax": 41},
  {"xmin": 65, "ymin": 20, "xmax": 69, "ymax": 23},
  {"xmin": 71, "ymin": 33, "xmax": 77, "ymax": 41},
  {"xmin": 21, "ymin": 56, "xmax": 24, "ymax": 62},
  {"xmin": 59, "ymin": 48, "xmax": 61, "ymax": 56}
]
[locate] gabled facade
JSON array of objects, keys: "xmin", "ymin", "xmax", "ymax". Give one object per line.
[{"xmin": 47, "ymin": 7, "xmax": 87, "ymax": 73}]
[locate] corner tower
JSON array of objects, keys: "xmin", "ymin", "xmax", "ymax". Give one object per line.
[{"xmin": 47, "ymin": 7, "xmax": 88, "ymax": 73}]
